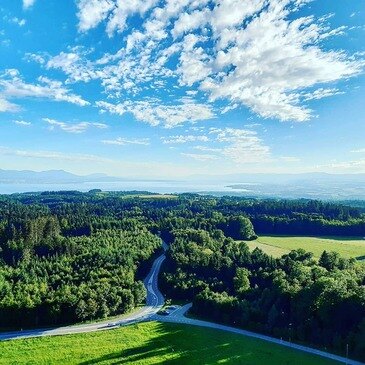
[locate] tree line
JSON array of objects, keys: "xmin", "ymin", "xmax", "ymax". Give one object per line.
[
  {"xmin": 161, "ymin": 228, "xmax": 365, "ymax": 361},
  {"xmin": 0, "ymin": 190, "xmax": 364, "ymax": 362}
]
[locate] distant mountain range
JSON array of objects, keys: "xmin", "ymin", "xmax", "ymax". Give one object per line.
[
  {"xmin": 190, "ymin": 172, "xmax": 365, "ymax": 184},
  {"xmin": 0, "ymin": 169, "xmax": 121, "ymax": 184},
  {"xmin": 198, "ymin": 173, "xmax": 365, "ymax": 200},
  {"xmin": 1, "ymin": 169, "xmax": 365, "ymax": 200}
]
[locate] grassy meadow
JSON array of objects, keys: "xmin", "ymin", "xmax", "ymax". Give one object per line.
[
  {"xmin": 245, "ymin": 235, "xmax": 365, "ymax": 259},
  {"xmin": 0, "ymin": 321, "xmax": 342, "ymax": 365}
]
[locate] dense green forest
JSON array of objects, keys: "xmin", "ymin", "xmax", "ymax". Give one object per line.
[
  {"xmin": 161, "ymin": 229, "xmax": 365, "ymax": 361},
  {"xmin": 0, "ymin": 191, "xmax": 364, "ymax": 360}
]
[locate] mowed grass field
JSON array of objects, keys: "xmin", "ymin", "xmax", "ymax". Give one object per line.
[
  {"xmin": 245, "ymin": 235, "xmax": 365, "ymax": 259},
  {"xmin": 0, "ymin": 321, "xmax": 342, "ymax": 365}
]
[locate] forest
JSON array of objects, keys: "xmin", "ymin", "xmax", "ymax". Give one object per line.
[{"xmin": 0, "ymin": 191, "xmax": 364, "ymax": 360}]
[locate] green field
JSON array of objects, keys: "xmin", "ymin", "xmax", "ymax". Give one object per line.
[
  {"xmin": 0, "ymin": 321, "xmax": 342, "ymax": 365},
  {"xmin": 245, "ymin": 235, "xmax": 365, "ymax": 259}
]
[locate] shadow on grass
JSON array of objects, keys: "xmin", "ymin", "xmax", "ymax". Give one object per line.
[{"xmin": 78, "ymin": 322, "xmax": 294, "ymax": 365}]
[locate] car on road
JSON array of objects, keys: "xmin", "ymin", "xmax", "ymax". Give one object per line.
[
  {"xmin": 157, "ymin": 309, "xmax": 170, "ymax": 316},
  {"xmin": 107, "ymin": 322, "xmax": 119, "ymax": 327},
  {"xmin": 166, "ymin": 305, "xmax": 178, "ymax": 311}
]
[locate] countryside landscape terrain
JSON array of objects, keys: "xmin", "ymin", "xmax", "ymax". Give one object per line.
[
  {"xmin": 0, "ymin": 191, "xmax": 364, "ymax": 364},
  {"xmin": 1, "ymin": 0, "xmax": 365, "ymax": 363}
]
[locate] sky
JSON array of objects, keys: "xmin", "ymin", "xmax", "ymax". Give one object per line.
[{"xmin": 0, "ymin": 0, "xmax": 364, "ymax": 178}]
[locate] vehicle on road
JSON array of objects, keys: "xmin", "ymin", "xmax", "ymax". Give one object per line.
[
  {"xmin": 158, "ymin": 309, "xmax": 170, "ymax": 316},
  {"xmin": 107, "ymin": 322, "xmax": 119, "ymax": 327}
]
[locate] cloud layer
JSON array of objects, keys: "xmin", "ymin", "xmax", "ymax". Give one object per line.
[{"xmin": 55, "ymin": 0, "xmax": 364, "ymax": 122}]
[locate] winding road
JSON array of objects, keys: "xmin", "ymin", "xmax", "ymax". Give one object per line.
[
  {"xmin": 0, "ymin": 245, "xmax": 167, "ymax": 341},
  {"xmin": 0, "ymin": 241, "xmax": 364, "ymax": 365},
  {"xmin": 155, "ymin": 304, "xmax": 364, "ymax": 365}
]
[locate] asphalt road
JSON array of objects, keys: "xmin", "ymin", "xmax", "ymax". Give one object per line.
[
  {"xmin": 1, "ymin": 241, "xmax": 364, "ymax": 365},
  {"xmin": 0, "ymin": 247, "xmax": 167, "ymax": 341},
  {"xmin": 155, "ymin": 304, "xmax": 364, "ymax": 365}
]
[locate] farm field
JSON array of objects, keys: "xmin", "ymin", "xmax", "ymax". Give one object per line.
[
  {"xmin": 245, "ymin": 235, "xmax": 365, "ymax": 259},
  {"xmin": 0, "ymin": 321, "xmax": 342, "ymax": 365}
]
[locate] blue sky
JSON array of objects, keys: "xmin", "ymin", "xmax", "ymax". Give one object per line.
[{"xmin": 0, "ymin": 0, "xmax": 364, "ymax": 178}]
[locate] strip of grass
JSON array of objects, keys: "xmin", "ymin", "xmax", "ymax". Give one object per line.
[
  {"xmin": 0, "ymin": 321, "xmax": 342, "ymax": 365},
  {"xmin": 245, "ymin": 235, "xmax": 365, "ymax": 259}
]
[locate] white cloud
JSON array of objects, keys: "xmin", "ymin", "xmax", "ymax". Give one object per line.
[
  {"xmin": 0, "ymin": 69, "xmax": 89, "ymax": 107},
  {"xmin": 315, "ymin": 159, "xmax": 365, "ymax": 173},
  {"xmin": 167, "ymin": 127, "xmax": 271, "ymax": 165},
  {"xmin": 244, "ymin": 123, "xmax": 262, "ymax": 128},
  {"xmin": 177, "ymin": 34, "xmax": 212, "ymax": 86},
  {"xmin": 45, "ymin": 51, "xmax": 95, "ymax": 83},
  {"xmin": 198, "ymin": 0, "xmax": 363, "ymax": 121},
  {"xmin": 97, "ymin": 98, "xmax": 215, "ymax": 128},
  {"xmin": 9, "ymin": 17, "xmax": 26, "ymax": 27},
  {"xmin": 102, "ymin": 137, "xmax": 150, "ymax": 145},
  {"xmin": 77, "ymin": 0, "xmax": 115, "ymax": 33},
  {"xmin": 28, "ymin": 48, "xmax": 98, "ymax": 84},
  {"xmin": 43, "ymin": 118, "xmax": 107, "ymax": 133},
  {"xmin": 76, "ymin": 0, "xmax": 159, "ymax": 36},
  {"xmin": 23, "ymin": 0, "xmax": 36, "ymax": 9},
  {"xmin": 0, "ymin": 98, "xmax": 19, "ymax": 112},
  {"xmin": 302, "ymin": 88, "xmax": 344, "ymax": 101},
  {"xmin": 161, "ymin": 135, "xmax": 209, "ymax": 144},
  {"xmin": 351, "ymin": 148, "xmax": 365, "ymax": 153},
  {"xmin": 0, "ymin": 145, "xmax": 114, "ymax": 163},
  {"xmin": 172, "ymin": 8, "xmax": 209, "ymax": 38},
  {"xmin": 280, "ymin": 156, "xmax": 301, "ymax": 162},
  {"xmin": 181, "ymin": 152, "xmax": 218, "ymax": 161},
  {"xmin": 13, "ymin": 120, "xmax": 32, "ymax": 126},
  {"xmin": 30, "ymin": 0, "xmax": 365, "ymax": 123},
  {"xmin": 106, "ymin": 0, "xmax": 159, "ymax": 37},
  {"xmin": 210, "ymin": 127, "xmax": 271, "ymax": 164},
  {"xmin": 193, "ymin": 145, "xmax": 222, "ymax": 152}
]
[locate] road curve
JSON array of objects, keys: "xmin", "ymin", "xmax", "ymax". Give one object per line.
[
  {"xmin": 1, "ymin": 242, "xmax": 363, "ymax": 365},
  {"xmin": 0, "ymin": 246, "xmax": 166, "ymax": 341},
  {"xmin": 154, "ymin": 304, "xmax": 364, "ymax": 365}
]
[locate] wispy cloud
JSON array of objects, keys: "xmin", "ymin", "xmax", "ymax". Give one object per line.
[
  {"xmin": 102, "ymin": 137, "xmax": 150, "ymax": 146},
  {"xmin": 193, "ymin": 145, "xmax": 222, "ymax": 153},
  {"xmin": 23, "ymin": 0, "xmax": 36, "ymax": 9},
  {"xmin": 9, "ymin": 17, "xmax": 26, "ymax": 27},
  {"xmin": 280, "ymin": 156, "xmax": 301, "ymax": 162},
  {"xmin": 43, "ymin": 118, "xmax": 107, "ymax": 133},
  {"xmin": 161, "ymin": 135, "xmax": 209, "ymax": 144},
  {"xmin": 97, "ymin": 98, "xmax": 215, "ymax": 128},
  {"xmin": 0, "ymin": 146, "xmax": 113, "ymax": 163},
  {"xmin": 0, "ymin": 98, "xmax": 19, "ymax": 112},
  {"xmin": 0, "ymin": 69, "xmax": 89, "ymax": 110},
  {"xmin": 13, "ymin": 120, "xmax": 32, "ymax": 126},
  {"xmin": 67, "ymin": 0, "xmax": 364, "ymax": 123},
  {"xmin": 76, "ymin": 0, "xmax": 158, "ymax": 36},
  {"xmin": 180, "ymin": 127, "xmax": 272, "ymax": 165},
  {"xmin": 181, "ymin": 153, "xmax": 218, "ymax": 161},
  {"xmin": 210, "ymin": 128, "xmax": 271, "ymax": 164},
  {"xmin": 315, "ymin": 159, "xmax": 365, "ymax": 173}
]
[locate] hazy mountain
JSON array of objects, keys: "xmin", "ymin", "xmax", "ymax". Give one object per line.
[
  {"xmin": 189, "ymin": 172, "xmax": 365, "ymax": 184},
  {"xmin": 1, "ymin": 169, "xmax": 365, "ymax": 200},
  {"xmin": 0, "ymin": 169, "xmax": 120, "ymax": 184},
  {"xmin": 192, "ymin": 173, "xmax": 365, "ymax": 200}
]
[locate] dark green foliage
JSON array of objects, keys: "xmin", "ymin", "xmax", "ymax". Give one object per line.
[
  {"xmin": 0, "ymin": 190, "xmax": 364, "ymax": 361},
  {"xmin": 161, "ymin": 228, "xmax": 365, "ymax": 361},
  {"xmin": 0, "ymin": 194, "xmax": 162, "ymax": 327}
]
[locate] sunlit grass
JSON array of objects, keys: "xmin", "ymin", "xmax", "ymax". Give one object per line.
[
  {"xmin": 245, "ymin": 235, "xmax": 365, "ymax": 259},
  {"xmin": 0, "ymin": 321, "xmax": 342, "ymax": 365}
]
